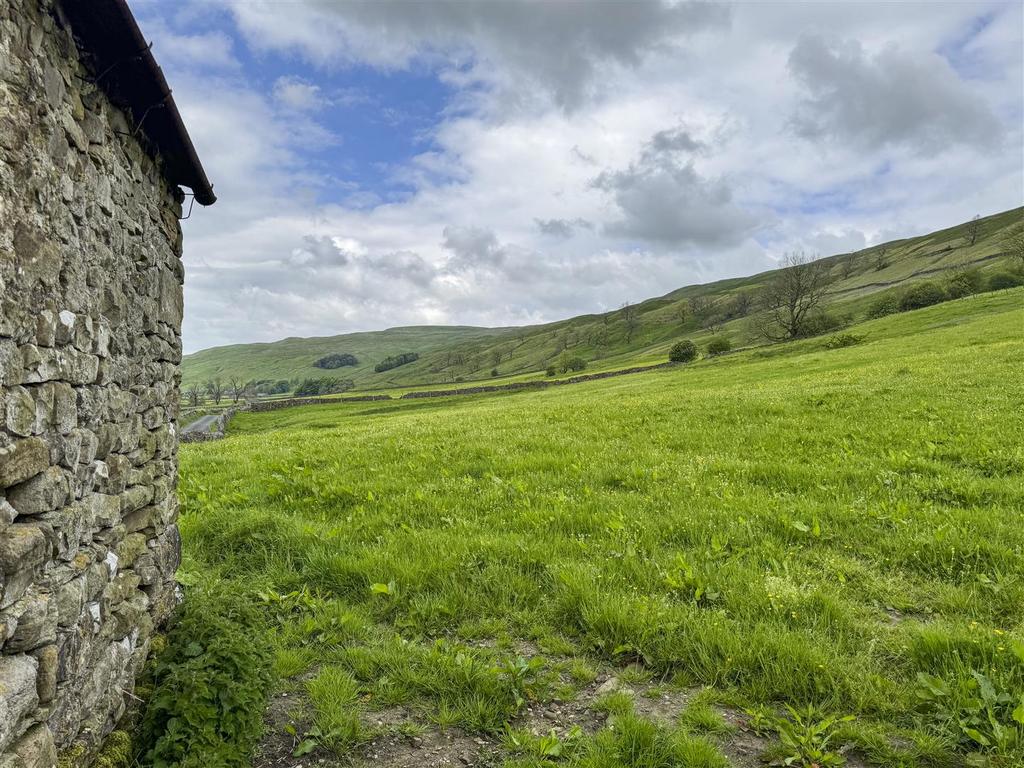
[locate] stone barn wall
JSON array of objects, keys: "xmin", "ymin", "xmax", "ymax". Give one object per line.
[{"xmin": 0, "ymin": 1, "xmax": 185, "ymax": 764}]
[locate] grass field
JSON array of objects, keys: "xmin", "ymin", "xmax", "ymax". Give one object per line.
[
  {"xmin": 181, "ymin": 208, "xmax": 1023, "ymax": 392},
  {"xmin": 175, "ymin": 289, "xmax": 1024, "ymax": 768}
]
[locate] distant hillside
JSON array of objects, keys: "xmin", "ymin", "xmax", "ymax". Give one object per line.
[
  {"xmin": 182, "ymin": 207, "xmax": 1023, "ymax": 391},
  {"xmin": 181, "ymin": 326, "xmax": 510, "ymax": 389}
]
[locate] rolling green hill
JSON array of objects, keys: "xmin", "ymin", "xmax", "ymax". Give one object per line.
[{"xmin": 182, "ymin": 207, "xmax": 1022, "ymax": 391}]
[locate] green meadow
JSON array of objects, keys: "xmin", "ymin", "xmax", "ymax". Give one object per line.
[{"xmin": 172, "ymin": 290, "xmax": 1024, "ymax": 768}]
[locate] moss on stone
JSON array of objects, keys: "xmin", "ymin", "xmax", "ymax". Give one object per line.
[
  {"xmin": 56, "ymin": 743, "xmax": 86, "ymax": 768},
  {"xmin": 94, "ymin": 730, "xmax": 132, "ymax": 768}
]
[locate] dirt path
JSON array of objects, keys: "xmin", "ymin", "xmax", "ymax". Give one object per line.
[{"xmin": 250, "ymin": 661, "xmax": 871, "ymax": 768}]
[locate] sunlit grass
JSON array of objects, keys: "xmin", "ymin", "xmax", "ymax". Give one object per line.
[{"xmin": 180, "ymin": 289, "xmax": 1024, "ymax": 766}]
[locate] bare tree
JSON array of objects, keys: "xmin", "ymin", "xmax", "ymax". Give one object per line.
[
  {"xmin": 184, "ymin": 383, "xmax": 201, "ymax": 408},
  {"xmin": 1003, "ymin": 223, "xmax": 1024, "ymax": 269},
  {"xmin": 674, "ymin": 302, "xmax": 688, "ymax": 325},
  {"xmin": 729, "ymin": 292, "xmax": 753, "ymax": 319},
  {"xmin": 840, "ymin": 254, "xmax": 858, "ymax": 279},
  {"xmin": 702, "ymin": 314, "xmax": 725, "ymax": 334},
  {"xmin": 227, "ymin": 377, "xmax": 244, "ymax": 403},
  {"xmin": 873, "ymin": 246, "xmax": 889, "ymax": 271},
  {"xmin": 965, "ymin": 214, "xmax": 982, "ymax": 246},
  {"xmin": 754, "ymin": 252, "xmax": 831, "ymax": 341},
  {"xmin": 688, "ymin": 294, "xmax": 715, "ymax": 320},
  {"xmin": 620, "ymin": 302, "xmax": 640, "ymax": 342},
  {"xmin": 206, "ymin": 378, "xmax": 223, "ymax": 405}
]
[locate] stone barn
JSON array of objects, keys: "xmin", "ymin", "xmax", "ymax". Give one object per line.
[{"xmin": 0, "ymin": 0, "xmax": 214, "ymax": 764}]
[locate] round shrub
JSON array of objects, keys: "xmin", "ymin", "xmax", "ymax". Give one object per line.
[
  {"xmin": 669, "ymin": 340, "xmax": 698, "ymax": 363},
  {"xmin": 705, "ymin": 337, "xmax": 732, "ymax": 356},
  {"xmin": 797, "ymin": 312, "xmax": 846, "ymax": 338},
  {"xmin": 866, "ymin": 292, "xmax": 899, "ymax": 319},
  {"xmin": 945, "ymin": 268, "xmax": 982, "ymax": 299},
  {"xmin": 988, "ymin": 271, "xmax": 1024, "ymax": 291},
  {"xmin": 899, "ymin": 281, "xmax": 947, "ymax": 311},
  {"xmin": 545, "ymin": 365, "xmax": 557, "ymax": 377}
]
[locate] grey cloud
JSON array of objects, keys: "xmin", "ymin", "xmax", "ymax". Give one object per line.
[
  {"xmin": 534, "ymin": 218, "xmax": 593, "ymax": 238},
  {"xmin": 594, "ymin": 135, "xmax": 756, "ymax": 247},
  {"xmin": 365, "ymin": 250, "xmax": 437, "ymax": 287},
  {"xmin": 231, "ymin": 0, "xmax": 729, "ymax": 108},
  {"xmin": 288, "ymin": 235, "xmax": 350, "ymax": 267},
  {"xmin": 803, "ymin": 229, "xmax": 867, "ymax": 255},
  {"xmin": 288, "ymin": 236, "xmax": 437, "ymax": 287},
  {"xmin": 441, "ymin": 225, "xmax": 505, "ymax": 270},
  {"xmin": 646, "ymin": 126, "xmax": 704, "ymax": 156},
  {"xmin": 788, "ymin": 34, "xmax": 1003, "ymax": 153}
]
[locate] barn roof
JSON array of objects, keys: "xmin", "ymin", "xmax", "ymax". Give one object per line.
[{"xmin": 57, "ymin": 0, "xmax": 216, "ymax": 206}]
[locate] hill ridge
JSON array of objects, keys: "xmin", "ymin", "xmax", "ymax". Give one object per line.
[{"xmin": 182, "ymin": 207, "xmax": 1022, "ymax": 391}]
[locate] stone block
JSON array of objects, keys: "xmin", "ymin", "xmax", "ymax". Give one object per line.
[
  {"xmin": 119, "ymin": 485, "xmax": 152, "ymax": 516},
  {"xmin": 5, "ymin": 590, "xmax": 56, "ymax": 653},
  {"xmin": 21, "ymin": 346, "xmax": 99, "ymax": 386},
  {"xmin": 0, "ymin": 524, "xmax": 50, "ymax": 578},
  {"xmin": 4, "ymin": 387, "xmax": 34, "ymax": 437},
  {"xmin": 6, "ymin": 467, "xmax": 70, "ymax": 515},
  {"xmin": 0, "ymin": 438, "xmax": 49, "ymax": 488},
  {"xmin": 0, "ymin": 339, "xmax": 23, "ymax": 386},
  {"xmin": 0, "ymin": 499, "xmax": 15, "ymax": 530},
  {"xmin": 13, "ymin": 223, "xmax": 60, "ymax": 289},
  {"xmin": 30, "ymin": 645, "xmax": 58, "ymax": 705},
  {"xmin": 6, "ymin": 724, "xmax": 56, "ymax": 768},
  {"xmin": 55, "ymin": 576, "xmax": 85, "ymax": 630},
  {"xmin": 35, "ymin": 311, "xmax": 56, "ymax": 347},
  {"xmin": 90, "ymin": 494, "xmax": 119, "ymax": 529},
  {"xmin": 0, "ymin": 654, "xmax": 39, "ymax": 752}
]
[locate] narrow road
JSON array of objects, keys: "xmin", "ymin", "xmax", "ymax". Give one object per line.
[{"xmin": 182, "ymin": 414, "xmax": 219, "ymax": 434}]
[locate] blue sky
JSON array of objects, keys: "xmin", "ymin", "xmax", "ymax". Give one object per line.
[{"xmin": 127, "ymin": 1, "xmax": 1023, "ymax": 353}]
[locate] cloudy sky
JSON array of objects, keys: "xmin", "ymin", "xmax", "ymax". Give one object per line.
[{"xmin": 128, "ymin": 1, "xmax": 1023, "ymax": 354}]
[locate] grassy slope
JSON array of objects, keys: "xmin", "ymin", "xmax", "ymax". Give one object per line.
[
  {"xmin": 180, "ymin": 325, "xmax": 509, "ymax": 389},
  {"xmin": 180, "ymin": 289, "xmax": 1024, "ymax": 766},
  {"xmin": 181, "ymin": 207, "xmax": 1023, "ymax": 390}
]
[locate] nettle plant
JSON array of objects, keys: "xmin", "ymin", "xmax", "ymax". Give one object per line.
[{"xmin": 916, "ymin": 660, "xmax": 1024, "ymax": 755}]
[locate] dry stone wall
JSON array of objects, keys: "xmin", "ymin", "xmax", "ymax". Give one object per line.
[{"xmin": 0, "ymin": 1, "xmax": 185, "ymax": 765}]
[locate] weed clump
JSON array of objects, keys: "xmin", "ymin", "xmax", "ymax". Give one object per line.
[
  {"xmin": 138, "ymin": 588, "xmax": 275, "ymax": 768},
  {"xmin": 578, "ymin": 713, "xmax": 728, "ymax": 768},
  {"xmin": 824, "ymin": 333, "xmax": 865, "ymax": 350},
  {"xmin": 304, "ymin": 666, "xmax": 365, "ymax": 752}
]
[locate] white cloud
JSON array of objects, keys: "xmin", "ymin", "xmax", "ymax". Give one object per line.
[
  {"xmin": 147, "ymin": 0, "xmax": 1024, "ymax": 353},
  {"xmin": 272, "ymin": 75, "xmax": 325, "ymax": 112}
]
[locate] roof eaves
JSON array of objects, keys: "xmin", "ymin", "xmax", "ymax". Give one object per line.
[{"xmin": 55, "ymin": 0, "xmax": 216, "ymax": 206}]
